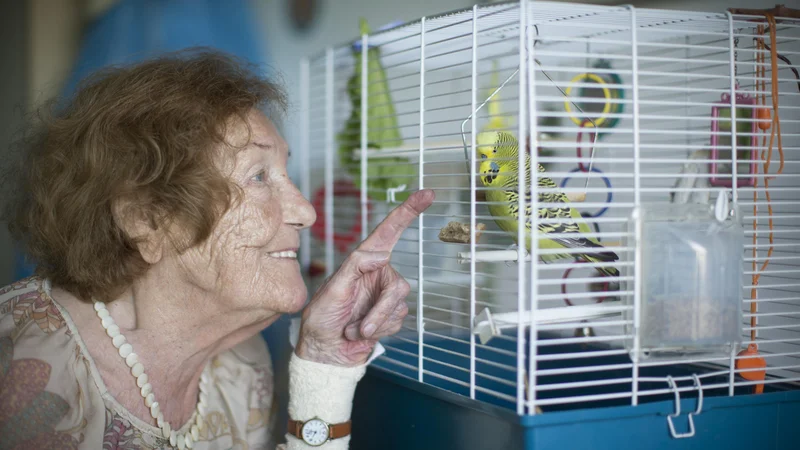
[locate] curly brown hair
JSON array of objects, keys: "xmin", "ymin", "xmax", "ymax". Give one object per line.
[{"xmin": 4, "ymin": 49, "xmax": 287, "ymax": 301}]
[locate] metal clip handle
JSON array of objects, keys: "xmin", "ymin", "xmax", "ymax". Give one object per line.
[
  {"xmin": 667, "ymin": 413, "xmax": 695, "ymax": 439},
  {"xmin": 666, "ymin": 375, "xmax": 703, "ymax": 439}
]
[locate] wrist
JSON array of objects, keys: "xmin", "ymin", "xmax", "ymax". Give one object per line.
[{"xmin": 295, "ymin": 334, "xmax": 373, "ymax": 367}]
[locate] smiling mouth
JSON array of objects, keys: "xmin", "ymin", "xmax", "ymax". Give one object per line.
[{"xmin": 267, "ymin": 250, "xmax": 297, "ymax": 259}]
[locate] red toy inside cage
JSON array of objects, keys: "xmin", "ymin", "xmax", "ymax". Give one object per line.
[{"xmin": 709, "ymin": 92, "xmax": 758, "ymax": 187}]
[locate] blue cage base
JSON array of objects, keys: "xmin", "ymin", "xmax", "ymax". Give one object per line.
[{"xmin": 349, "ymin": 335, "xmax": 800, "ymax": 450}]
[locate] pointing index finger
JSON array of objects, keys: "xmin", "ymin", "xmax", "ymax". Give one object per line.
[{"xmin": 358, "ymin": 189, "xmax": 435, "ymax": 252}]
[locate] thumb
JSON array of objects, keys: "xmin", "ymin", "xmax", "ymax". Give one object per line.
[
  {"xmin": 337, "ymin": 250, "xmax": 391, "ymax": 284},
  {"xmin": 344, "ymin": 319, "xmax": 363, "ymax": 341}
]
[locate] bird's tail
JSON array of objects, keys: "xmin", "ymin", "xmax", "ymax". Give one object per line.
[{"xmin": 581, "ymin": 252, "xmax": 620, "ymax": 278}]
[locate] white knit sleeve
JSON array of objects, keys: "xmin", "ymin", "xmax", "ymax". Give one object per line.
[
  {"xmin": 283, "ymin": 354, "xmax": 367, "ymax": 449},
  {"xmin": 282, "ymin": 318, "xmax": 384, "ymax": 449}
]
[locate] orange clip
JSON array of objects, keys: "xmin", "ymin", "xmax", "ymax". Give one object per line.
[{"xmin": 736, "ymin": 344, "xmax": 767, "ymax": 394}]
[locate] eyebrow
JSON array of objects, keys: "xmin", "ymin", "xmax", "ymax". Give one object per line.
[{"xmin": 251, "ymin": 140, "xmax": 292, "ymax": 157}]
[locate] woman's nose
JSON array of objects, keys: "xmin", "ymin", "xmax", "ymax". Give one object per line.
[{"xmin": 283, "ymin": 181, "xmax": 316, "ymax": 230}]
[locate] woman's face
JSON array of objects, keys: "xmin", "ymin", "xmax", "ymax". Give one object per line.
[{"xmin": 174, "ymin": 109, "xmax": 315, "ymax": 316}]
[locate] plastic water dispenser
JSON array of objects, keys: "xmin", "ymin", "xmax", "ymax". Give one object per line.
[{"xmin": 625, "ymin": 193, "xmax": 744, "ymax": 361}]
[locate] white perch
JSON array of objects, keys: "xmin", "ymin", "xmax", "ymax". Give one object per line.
[
  {"xmin": 457, "ymin": 239, "xmax": 617, "ymax": 264},
  {"xmin": 458, "ymin": 250, "xmax": 530, "ymax": 264},
  {"xmin": 474, "ymin": 304, "xmax": 628, "ymax": 344}
]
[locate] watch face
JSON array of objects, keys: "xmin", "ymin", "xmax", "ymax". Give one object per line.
[{"xmin": 301, "ymin": 419, "xmax": 329, "ymax": 446}]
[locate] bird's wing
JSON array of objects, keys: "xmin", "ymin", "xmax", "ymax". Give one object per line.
[{"xmin": 518, "ymin": 162, "xmax": 613, "ymax": 255}]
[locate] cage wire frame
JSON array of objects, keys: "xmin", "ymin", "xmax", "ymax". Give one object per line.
[
  {"xmin": 299, "ymin": 0, "xmax": 800, "ymax": 421},
  {"xmin": 459, "ymin": 23, "xmax": 601, "ymax": 189}
]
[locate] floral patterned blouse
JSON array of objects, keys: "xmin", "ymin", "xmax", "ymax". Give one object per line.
[{"xmin": 0, "ymin": 276, "xmax": 366, "ymax": 450}]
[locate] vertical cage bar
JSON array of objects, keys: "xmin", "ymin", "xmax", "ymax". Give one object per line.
[
  {"xmin": 727, "ymin": 11, "xmax": 739, "ymax": 396},
  {"xmin": 628, "ymin": 5, "xmax": 642, "ymax": 407},
  {"xmin": 299, "ymin": 58, "xmax": 311, "ymax": 273},
  {"xmin": 526, "ymin": 1, "xmax": 539, "ymax": 415},
  {"xmin": 684, "ymin": 35, "xmax": 690, "ymax": 151},
  {"xmin": 325, "ymin": 48, "xmax": 335, "ymax": 278},
  {"xmin": 728, "ymin": 12, "xmax": 739, "ymax": 202},
  {"xmin": 516, "ymin": 0, "xmax": 528, "ymax": 416},
  {"xmin": 360, "ymin": 33, "xmax": 369, "ymax": 241},
  {"xmin": 750, "ymin": 24, "xmax": 759, "ymax": 345},
  {"xmin": 418, "ymin": 16, "xmax": 426, "ymax": 384},
  {"xmin": 469, "ymin": 4, "xmax": 478, "ymax": 400}
]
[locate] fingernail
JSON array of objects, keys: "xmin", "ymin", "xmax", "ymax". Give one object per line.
[
  {"xmin": 363, "ymin": 323, "xmax": 377, "ymax": 338},
  {"xmin": 345, "ymin": 324, "xmax": 360, "ymax": 340}
]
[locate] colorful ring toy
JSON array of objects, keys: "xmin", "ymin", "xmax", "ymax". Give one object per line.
[{"xmin": 564, "ymin": 73, "xmax": 612, "ymax": 127}]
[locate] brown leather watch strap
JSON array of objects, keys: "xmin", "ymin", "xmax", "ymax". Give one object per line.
[
  {"xmin": 287, "ymin": 419, "xmax": 302, "ymax": 439},
  {"xmin": 328, "ymin": 421, "xmax": 352, "ymax": 439},
  {"xmin": 287, "ymin": 419, "xmax": 352, "ymax": 440}
]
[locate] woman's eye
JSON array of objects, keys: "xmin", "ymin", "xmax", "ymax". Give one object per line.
[{"xmin": 251, "ymin": 171, "xmax": 266, "ymax": 183}]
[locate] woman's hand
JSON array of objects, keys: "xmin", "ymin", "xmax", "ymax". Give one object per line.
[{"xmin": 295, "ymin": 189, "xmax": 435, "ymax": 367}]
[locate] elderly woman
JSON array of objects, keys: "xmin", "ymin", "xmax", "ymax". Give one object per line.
[{"xmin": 0, "ymin": 51, "xmax": 432, "ymax": 450}]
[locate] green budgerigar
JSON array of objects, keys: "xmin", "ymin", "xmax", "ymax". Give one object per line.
[{"xmin": 476, "ymin": 131, "xmax": 619, "ymax": 277}]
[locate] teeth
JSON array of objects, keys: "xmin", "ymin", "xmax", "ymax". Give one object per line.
[{"xmin": 268, "ymin": 250, "xmax": 297, "ymax": 259}]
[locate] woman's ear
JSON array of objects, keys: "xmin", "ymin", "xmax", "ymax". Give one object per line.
[{"xmin": 111, "ymin": 198, "xmax": 165, "ymax": 265}]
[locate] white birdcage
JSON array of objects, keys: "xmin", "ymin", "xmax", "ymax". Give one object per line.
[{"xmin": 298, "ymin": 1, "xmax": 799, "ymax": 447}]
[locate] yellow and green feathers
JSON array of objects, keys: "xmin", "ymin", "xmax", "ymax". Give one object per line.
[{"xmin": 476, "ymin": 131, "xmax": 619, "ymax": 277}]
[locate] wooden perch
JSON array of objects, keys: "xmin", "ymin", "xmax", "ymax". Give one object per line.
[
  {"xmin": 728, "ymin": 4, "xmax": 800, "ymax": 20},
  {"xmin": 439, "ymin": 221, "xmax": 486, "ymax": 244}
]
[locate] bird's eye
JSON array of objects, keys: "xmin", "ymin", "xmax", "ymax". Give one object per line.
[{"xmin": 492, "ymin": 149, "xmax": 497, "ymax": 153}]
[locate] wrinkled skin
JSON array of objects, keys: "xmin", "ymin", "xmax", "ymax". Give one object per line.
[
  {"xmin": 55, "ymin": 109, "xmax": 433, "ymax": 428},
  {"xmin": 171, "ymin": 108, "xmax": 434, "ymax": 367},
  {"xmin": 296, "ymin": 190, "xmax": 434, "ymax": 366},
  {"xmin": 172, "ymin": 111, "xmax": 314, "ymax": 319}
]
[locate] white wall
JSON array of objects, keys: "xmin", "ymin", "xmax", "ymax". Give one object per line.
[
  {"xmin": 28, "ymin": 0, "xmax": 82, "ymax": 109},
  {"xmin": 27, "ymin": 0, "xmax": 116, "ymax": 109}
]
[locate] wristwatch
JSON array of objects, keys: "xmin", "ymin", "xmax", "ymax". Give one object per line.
[{"xmin": 288, "ymin": 417, "xmax": 351, "ymax": 446}]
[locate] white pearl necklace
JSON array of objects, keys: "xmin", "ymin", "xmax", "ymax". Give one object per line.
[{"xmin": 93, "ymin": 301, "xmax": 209, "ymax": 449}]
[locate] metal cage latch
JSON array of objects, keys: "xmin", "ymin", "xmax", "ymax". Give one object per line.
[{"xmin": 666, "ymin": 375, "xmax": 704, "ymax": 439}]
